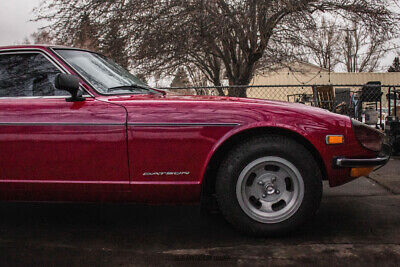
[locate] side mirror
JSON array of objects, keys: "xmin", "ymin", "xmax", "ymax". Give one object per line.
[{"xmin": 55, "ymin": 73, "xmax": 85, "ymax": 102}]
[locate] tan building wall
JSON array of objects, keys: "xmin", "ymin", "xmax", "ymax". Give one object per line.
[
  {"xmin": 248, "ymin": 68, "xmax": 400, "ymax": 110},
  {"xmin": 252, "ymin": 71, "xmax": 400, "ymax": 86}
]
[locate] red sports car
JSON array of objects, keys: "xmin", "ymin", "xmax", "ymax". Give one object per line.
[{"xmin": 0, "ymin": 45, "xmax": 389, "ymax": 236}]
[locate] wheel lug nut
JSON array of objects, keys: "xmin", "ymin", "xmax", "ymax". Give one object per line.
[
  {"xmin": 258, "ymin": 181, "xmax": 264, "ymax": 185},
  {"xmin": 276, "ymin": 190, "xmax": 280, "ymax": 194},
  {"xmin": 262, "ymin": 194, "xmax": 266, "ymax": 198}
]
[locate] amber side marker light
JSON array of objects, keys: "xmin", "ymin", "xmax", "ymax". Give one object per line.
[
  {"xmin": 350, "ymin": 167, "xmax": 374, "ymax": 178},
  {"xmin": 326, "ymin": 135, "xmax": 344, "ymax": 145}
]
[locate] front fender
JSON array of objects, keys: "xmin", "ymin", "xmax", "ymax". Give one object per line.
[{"xmin": 200, "ymin": 121, "xmax": 324, "ymax": 184}]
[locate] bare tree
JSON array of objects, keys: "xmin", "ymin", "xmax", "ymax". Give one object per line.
[
  {"xmin": 300, "ymin": 18, "xmax": 393, "ymax": 73},
  {"xmin": 73, "ymin": 13, "xmax": 100, "ymax": 51},
  {"xmin": 300, "ymin": 18, "xmax": 342, "ymax": 71},
  {"xmin": 185, "ymin": 65, "xmax": 209, "ymax": 87},
  {"xmin": 34, "ymin": 0, "xmax": 400, "ymax": 96},
  {"xmin": 340, "ymin": 21, "xmax": 390, "ymax": 72},
  {"xmin": 34, "ymin": 4, "xmax": 128, "ymax": 67}
]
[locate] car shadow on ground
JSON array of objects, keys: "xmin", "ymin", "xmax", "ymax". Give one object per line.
[
  {"xmin": 0, "ymin": 193, "xmax": 400, "ymax": 266},
  {"xmin": 0, "ymin": 193, "xmax": 398, "ymax": 251}
]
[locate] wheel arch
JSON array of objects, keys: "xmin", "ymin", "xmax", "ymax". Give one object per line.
[{"xmin": 200, "ymin": 126, "xmax": 327, "ymax": 202}]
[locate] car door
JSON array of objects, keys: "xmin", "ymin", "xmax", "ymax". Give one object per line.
[{"xmin": 0, "ymin": 51, "xmax": 129, "ymax": 201}]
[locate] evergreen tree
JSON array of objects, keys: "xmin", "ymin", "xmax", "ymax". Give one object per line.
[
  {"xmin": 170, "ymin": 68, "xmax": 190, "ymax": 87},
  {"xmin": 388, "ymin": 57, "xmax": 400, "ymax": 72}
]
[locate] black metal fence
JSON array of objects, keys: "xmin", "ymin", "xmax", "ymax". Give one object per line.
[{"xmin": 160, "ymin": 84, "xmax": 400, "ymax": 128}]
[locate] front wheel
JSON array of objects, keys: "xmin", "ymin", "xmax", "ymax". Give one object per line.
[{"xmin": 216, "ymin": 135, "xmax": 322, "ymax": 236}]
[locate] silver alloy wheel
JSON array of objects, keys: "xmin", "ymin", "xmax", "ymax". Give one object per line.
[{"xmin": 236, "ymin": 156, "xmax": 305, "ymax": 224}]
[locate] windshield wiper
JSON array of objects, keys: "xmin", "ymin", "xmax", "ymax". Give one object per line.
[{"xmin": 108, "ymin": 84, "xmax": 150, "ymax": 93}]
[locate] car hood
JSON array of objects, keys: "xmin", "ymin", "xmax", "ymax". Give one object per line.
[
  {"xmin": 100, "ymin": 93, "xmax": 340, "ymax": 120},
  {"xmin": 101, "ymin": 93, "xmax": 317, "ymax": 109}
]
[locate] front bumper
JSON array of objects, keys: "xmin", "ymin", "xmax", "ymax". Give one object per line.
[
  {"xmin": 334, "ymin": 156, "xmax": 389, "ymax": 168},
  {"xmin": 333, "ymin": 144, "xmax": 391, "ymax": 168}
]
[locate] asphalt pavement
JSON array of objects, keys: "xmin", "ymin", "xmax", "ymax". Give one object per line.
[{"xmin": 0, "ymin": 157, "xmax": 399, "ymax": 266}]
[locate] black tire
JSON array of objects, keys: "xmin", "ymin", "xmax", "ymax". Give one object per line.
[{"xmin": 215, "ymin": 134, "xmax": 323, "ymax": 236}]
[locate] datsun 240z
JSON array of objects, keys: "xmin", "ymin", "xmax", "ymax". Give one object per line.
[{"xmin": 0, "ymin": 45, "xmax": 390, "ymax": 236}]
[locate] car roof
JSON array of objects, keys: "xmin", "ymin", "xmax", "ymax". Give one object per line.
[{"xmin": 0, "ymin": 44, "xmax": 92, "ymax": 52}]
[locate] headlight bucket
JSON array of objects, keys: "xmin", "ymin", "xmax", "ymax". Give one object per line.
[{"xmin": 351, "ymin": 119, "xmax": 384, "ymax": 152}]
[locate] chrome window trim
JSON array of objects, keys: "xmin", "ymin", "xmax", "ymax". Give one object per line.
[
  {"xmin": 0, "ymin": 95, "xmax": 72, "ymax": 100},
  {"xmin": 0, "ymin": 49, "xmax": 94, "ymax": 99}
]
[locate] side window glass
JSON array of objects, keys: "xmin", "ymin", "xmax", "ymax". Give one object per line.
[{"xmin": 0, "ymin": 53, "xmax": 69, "ymax": 97}]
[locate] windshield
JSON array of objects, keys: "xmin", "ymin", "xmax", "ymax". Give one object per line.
[{"xmin": 54, "ymin": 49, "xmax": 153, "ymax": 95}]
